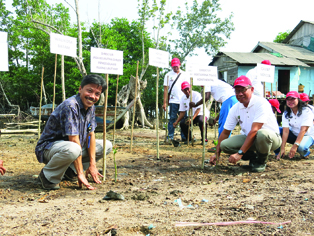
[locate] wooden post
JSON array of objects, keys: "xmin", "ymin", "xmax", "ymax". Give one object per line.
[
  {"xmin": 52, "ymin": 54, "xmax": 57, "ymax": 111},
  {"xmin": 201, "ymin": 87, "xmax": 206, "ymax": 169},
  {"xmin": 130, "ymin": 61, "xmax": 139, "ymax": 152},
  {"xmin": 271, "ymin": 83, "xmax": 273, "ymax": 99},
  {"xmin": 156, "ymin": 67, "xmax": 160, "ymax": 159},
  {"xmin": 214, "ymin": 101, "xmax": 217, "ymax": 139},
  {"xmin": 38, "ymin": 67, "xmax": 44, "ymax": 139},
  {"xmin": 263, "ymin": 82, "xmax": 266, "ymax": 98},
  {"xmin": 190, "ymin": 78, "xmax": 194, "ymax": 146},
  {"xmin": 113, "ymin": 75, "xmax": 119, "ymax": 146},
  {"xmin": 102, "ymin": 74, "xmax": 109, "ymax": 181}
]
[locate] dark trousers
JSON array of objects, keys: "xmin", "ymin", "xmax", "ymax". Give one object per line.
[{"xmin": 180, "ymin": 115, "xmax": 207, "ymax": 141}]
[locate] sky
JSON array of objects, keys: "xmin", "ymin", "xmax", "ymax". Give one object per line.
[{"xmin": 5, "ymin": 0, "xmax": 314, "ymax": 63}]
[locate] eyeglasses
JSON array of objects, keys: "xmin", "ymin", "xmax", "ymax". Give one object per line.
[{"xmin": 235, "ymin": 86, "xmax": 251, "ymax": 94}]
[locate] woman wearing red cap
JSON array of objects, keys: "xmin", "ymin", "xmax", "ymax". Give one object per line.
[
  {"xmin": 275, "ymin": 91, "xmax": 314, "ymax": 159},
  {"xmin": 300, "ymin": 93, "xmax": 314, "ymax": 117}
]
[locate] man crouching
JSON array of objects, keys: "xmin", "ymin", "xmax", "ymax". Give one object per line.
[
  {"xmin": 35, "ymin": 74, "xmax": 112, "ymax": 190},
  {"xmin": 210, "ymin": 76, "xmax": 281, "ymax": 172}
]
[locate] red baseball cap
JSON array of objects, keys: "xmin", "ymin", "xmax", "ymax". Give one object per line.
[
  {"xmin": 261, "ymin": 60, "xmax": 271, "ymax": 65},
  {"xmin": 268, "ymin": 99, "xmax": 281, "ymax": 113},
  {"xmin": 181, "ymin": 81, "xmax": 190, "ymax": 90},
  {"xmin": 233, "ymin": 75, "xmax": 252, "ymax": 87},
  {"xmin": 300, "ymin": 93, "xmax": 310, "ymax": 102},
  {"xmin": 171, "ymin": 58, "xmax": 181, "ymax": 67},
  {"xmin": 286, "ymin": 91, "xmax": 300, "ymax": 99}
]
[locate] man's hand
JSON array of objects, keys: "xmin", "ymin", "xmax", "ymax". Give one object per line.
[
  {"xmin": 0, "ymin": 160, "xmax": 6, "ymax": 175},
  {"xmin": 162, "ymin": 103, "xmax": 167, "ymax": 111},
  {"xmin": 209, "ymin": 154, "xmax": 217, "ymax": 165},
  {"xmin": 189, "ymin": 102, "xmax": 196, "ymax": 108},
  {"xmin": 173, "ymin": 121, "xmax": 178, "ymax": 127},
  {"xmin": 185, "ymin": 117, "xmax": 191, "ymax": 125},
  {"xmin": 229, "ymin": 153, "xmax": 242, "ymax": 164},
  {"xmin": 85, "ymin": 165, "xmax": 103, "ymax": 184},
  {"xmin": 276, "ymin": 149, "xmax": 285, "ymax": 160},
  {"xmin": 77, "ymin": 173, "xmax": 96, "ymax": 190},
  {"xmin": 289, "ymin": 145, "xmax": 298, "ymax": 159}
]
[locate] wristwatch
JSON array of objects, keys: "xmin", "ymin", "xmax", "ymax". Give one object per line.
[
  {"xmin": 238, "ymin": 150, "xmax": 244, "ymax": 155},
  {"xmin": 294, "ymin": 142, "xmax": 300, "ymax": 147}
]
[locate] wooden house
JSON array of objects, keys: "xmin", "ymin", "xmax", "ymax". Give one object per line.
[{"xmin": 210, "ymin": 20, "xmax": 314, "ymax": 96}]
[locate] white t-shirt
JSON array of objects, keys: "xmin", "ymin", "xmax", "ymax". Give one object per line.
[
  {"xmin": 282, "ymin": 106, "xmax": 314, "ymax": 139},
  {"xmin": 179, "ymin": 91, "xmax": 209, "ymax": 118},
  {"xmin": 224, "ymin": 95, "xmax": 279, "ymax": 135},
  {"xmin": 246, "ymin": 67, "xmax": 264, "ymax": 97},
  {"xmin": 163, "ymin": 70, "xmax": 189, "ymax": 104},
  {"xmin": 204, "ymin": 80, "xmax": 235, "ymax": 103},
  {"xmin": 308, "ymin": 104, "xmax": 314, "ymax": 116}
]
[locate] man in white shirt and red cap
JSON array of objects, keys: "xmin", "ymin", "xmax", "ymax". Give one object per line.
[
  {"xmin": 209, "ymin": 75, "xmax": 282, "ymax": 172},
  {"xmin": 163, "ymin": 58, "xmax": 189, "ymax": 142}
]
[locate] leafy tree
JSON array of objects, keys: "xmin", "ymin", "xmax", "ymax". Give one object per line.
[
  {"xmin": 273, "ymin": 30, "xmax": 290, "ymax": 43},
  {"xmin": 169, "ymin": 0, "xmax": 234, "ymax": 61}
]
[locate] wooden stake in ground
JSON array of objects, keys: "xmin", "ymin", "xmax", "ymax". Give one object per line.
[
  {"xmin": 130, "ymin": 61, "xmax": 139, "ymax": 152},
  {"xmin": 38, "ymin": 67, "xmax": 44, "ymax": 139},
  {"xmin": 113, "ymin": 75, "xmax": 119, "ymax": 146},
  {"xmin": 187, "ymin": 77, "xmax": 193, "ymax": 146},
  {"xmin": 271, "ymin": 83, "xmax": 273, "ymax": 99},
  {"xmin": 102, "ymin": 74, "xmax": 109, "ymax": 181},
  {"xmin": 52, "ymin": 54, "xmax": 57, "ymax": 111},
  {"xmin": 156, "ymin": 67, "xmax": 160, "ymax": 160},
  {"xmin": 263, "ymin": 82, "xmax": 266, "ymax": 98},
  {"xmin": 214, "ymin": 101, "xmax": 217, "ymax": 139},
  {"xmin": 201, "ymin": 87, "xmax": 206, "ymax": 169}
]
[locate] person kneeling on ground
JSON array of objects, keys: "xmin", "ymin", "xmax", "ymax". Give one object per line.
[
  {"xmin": 275, "ymin": 91, "xmax": 314, "ymax": 160},
  {"xmin": 209, "ymin": 76, "xmax": 282, "ymax": 172},
  {"xmin": 35, "ymin": 74, "xmax": 112, "ymax": 190},
  {"xmin": 173, "ymin": 81, "xmax": 209, "ymax": 144},
  {"xmin": 0, "ymin": 160, "xmax": 6, "ymax": 175}
]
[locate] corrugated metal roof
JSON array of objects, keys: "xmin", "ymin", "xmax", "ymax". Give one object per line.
[
  {"xmin": 211, "ymin": 52, "xmax": 309, "ymax": 67},
  {"xmin": 252, "ymin": 42, "xmax": 314, "ymax": 62},
  {"xmin": 283, "ymin": 20, "xmax": 314, "ymax": 43}
]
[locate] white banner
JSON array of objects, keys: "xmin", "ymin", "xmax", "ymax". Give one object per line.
[
  {"xmin": 149, "ymin": 48, "xmax": 169, "ymax": 68},
  {"xmin": 0, "ymin": 43, "xmax": 9, "ymax": 71},
  {"xmin": 257, "ymin": 63, "xmax": 275, "ymax": 83},
  {"xmin": 90, "ymin": 47, "xmax": 123, "ymax": 75},
  {"xmin": 50, "ymin": 33, "xmax": 77, "ymax": 57},
  {"xmin": 189, "ymin": 65, "xmax": 218, "ymax": 86},
  {"xmin": 0, "ymin": 31, "xmax": 7, "ymax": 43}
]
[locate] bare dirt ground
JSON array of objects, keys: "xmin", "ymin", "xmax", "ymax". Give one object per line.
[{"xmin": 0, "ymin": 126, "xmax": 314, "ymax": 236}]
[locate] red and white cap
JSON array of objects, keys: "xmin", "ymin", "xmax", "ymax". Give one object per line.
[
  {"xmin": 268, "ymin": 99, "xmax": 281, "ymax": 113},
  {"xmin": 171, "ymin": 58, "xmax": 181, "ymax": 67},
  {"xmin": 285, "ymin": 91, "xmax": 300, "ymax": 99},
  {"xmin": 300, "ymin": 93, "xmax": 310, "ymax": 102},
  {"xmin": 233, "ymin": 75, "xmax": 252, "ymax": 87},
  {"xmin": 181, "ymin": 81, "xmax": 190, "ymax": 90}
]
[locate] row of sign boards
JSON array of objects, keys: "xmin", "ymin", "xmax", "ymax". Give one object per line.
[{"xmin": 0, "ymin": 31, "xmax": 275, "ymax": 84}]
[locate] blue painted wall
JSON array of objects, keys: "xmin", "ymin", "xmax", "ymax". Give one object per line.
[{"xmin": 237, "ymin": 66, "xmax": 314, "ymax": 96}]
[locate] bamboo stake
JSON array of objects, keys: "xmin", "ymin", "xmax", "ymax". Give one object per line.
[
  {"xmin": 214, "ymin": 101, "xmax": 217, "ymax": 139},
  {"xmin": 130, "ymin": 61, "xmax": 139, "ymax": 152},
  {"xmin": 156, "ymin": 67, "xmax": 160, "ymax": 159},
  {"xmin": 201, "ymin": 87, "xmax": 206, "ymax": 169},
  {"xmin": 271, "ymin": 83, "xmax": 273, "ymax": 99},
  {"xmin": 263, "ymin": 82, "xmax": 266, "ymax": 98},
  {"xmin": 187, "ymin": 78, "xmax": 193, "ymax": 146},
  {"xmin": 102, "ymin": 74, "xmax": 109, "ymax": 182},
  {"xmin": 52, "ymin": 54, "xmax": 57, "ymax": 111},
  {"xmin": 191, "ymin": 78, "xmax": 194, "ymax": 146},
  {"xmin": 113, "ymin": 75, "xmax": 119, "ymax": 146},
  {"xmin": 38, "ymin": 67, "xmax": 44, "ymax": 139}
]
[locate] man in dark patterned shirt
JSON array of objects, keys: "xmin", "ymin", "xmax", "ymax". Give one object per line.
[{"xmin": 35, "ymin": 74, "xmax": 112, "ymax": 190}]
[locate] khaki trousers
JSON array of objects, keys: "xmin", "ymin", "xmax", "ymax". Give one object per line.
[
  {"xmin": 220, "ymin": 129, "xmax": 282, "ymax": 164},
  {"xmin": 42, "ymin": 139, "xmax": 112, "ymax": 183}
]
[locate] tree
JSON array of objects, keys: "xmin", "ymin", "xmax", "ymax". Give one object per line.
[
  {"xmin": 274, "ymin": 30, "xmax": 290, "ymax": 43},
  {"xmin": 169, "ymin": 0, "xmax": 234, "ymax": 61}
]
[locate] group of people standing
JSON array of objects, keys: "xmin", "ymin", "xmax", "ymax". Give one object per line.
[{"xmin": 163, "ymin": 58, "xmax": 314, "ymax": 173}]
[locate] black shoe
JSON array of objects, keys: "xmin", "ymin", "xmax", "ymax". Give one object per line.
[
  {"xmin": 250, "ymin": 163, "xmax": 266, "ymax": 172},
  {"xmin": 39, "ymin": 169, "xmax": 60, "ymax": 190},
  {"xmin": 63, "ymin": 167, "xmax": 77, "ymax": 182}
]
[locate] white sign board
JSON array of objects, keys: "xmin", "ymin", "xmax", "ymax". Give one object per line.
[
  {"xmin": 256, "ymin": 63, "xmax": 275, "ymax": 83},
  {"xmin": 0, "ymin": 43, "xmax": 9, "ymax": 71},
  {"xmin": 189, "ymin": 65, "xmax": 218, "ymax": 86},
  {"xmin": 0, "ymin": 31, "xmax": 7, "ymax": 43},
  {"xmin": 149, "ymin": 48, "xmax": 169, "ymax": 68},
  {"xmin": 50, "ymin": 33, "xmax": 77, "ymax": 57},
  {"xmin": 90, "ymin": 47, "xmax": 123, "ymax": 75}
]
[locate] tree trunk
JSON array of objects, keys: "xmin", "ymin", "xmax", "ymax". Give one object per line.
[{"xmin": 116, "ymin": 76, "xmax": 153, "ymax": 130}]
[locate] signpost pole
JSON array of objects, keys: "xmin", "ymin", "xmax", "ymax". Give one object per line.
[
  {"xmin": 102, "ymin": 74, "xmax": 109, "ymax": 181},
  {"xmin": 113, "ymin": 75, "xmax": 119, "ymax": 146},
  {"xmin": 52, "ymin": 54, "xmax": 57, "ymax": 111},
  {"xmin": 130, "ymin": 61, "xmax": 139, "ymax": 152},
  {"xmin": 38, "ymin": 67, "xmax": 44, "ymax": 139},
  {"xmin": 156, "ymin": 67, "xmax": 160, "ymax": 160}
]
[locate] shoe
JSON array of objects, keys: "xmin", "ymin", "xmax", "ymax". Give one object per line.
[
  {"xmin": 164, "ymin": 138, "xmax": 173, "ymax": 145},
  {"xmin": 63, "ymin": 167, "xmax": 77, "ymax": 182},
  {"xmin": 39, "ymin": 169, "xmax": 60, "ymax": 190},
  {"xmin": 250, "ymin": 163, "xmax": 266, "ymax": 172},
  {"xmin": 201, "ymin": 139, "xmax": 208, "ymax": 145}
]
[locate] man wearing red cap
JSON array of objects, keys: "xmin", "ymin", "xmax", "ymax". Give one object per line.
[
  {"xmin": 163, "ymin": 58, "xmax": 189, "ymax": 142},
  {"xmin": 246, "ymin": 60, "xmax": 272, "ymax": 97},
  {"xmin": 300, "ymin": 93, "xmax": 314, "ymax": 116},
  {"xmin": 209, "ymin": 75, "xmax": 282, "ymax": 172},
  {"xmin": 173, "ymin": 81, "xmax": 209, "ymax": 143}
]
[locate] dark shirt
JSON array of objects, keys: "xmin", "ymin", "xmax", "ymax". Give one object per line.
[{"xmin": 35, "ymin": 94, "xmax": 97, "ymax": 163}]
